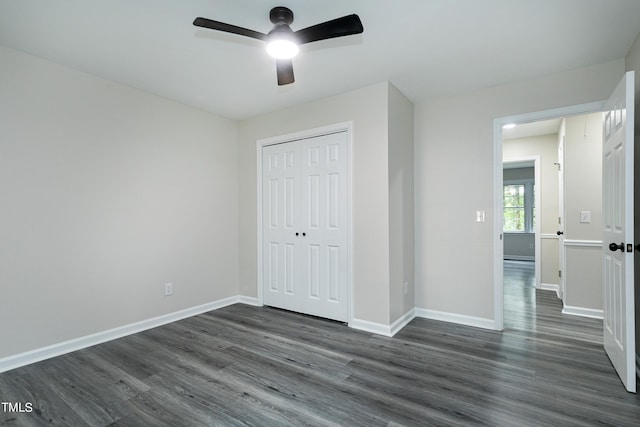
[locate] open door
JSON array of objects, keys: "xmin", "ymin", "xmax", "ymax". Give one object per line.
[
  {"xmin": 602, "ymin": 71, "xmax": 636, "ymax": 393},
  {"xmin": 557, "ymin": 132, "xmax": 565, "ymax": 300}
]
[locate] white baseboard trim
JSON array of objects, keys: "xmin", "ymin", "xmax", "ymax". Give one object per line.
[
  {"xmin": 561, "ymin": 305, "xmax": 603, "ymax": 319},
  {"xmin": 540, "ymin": 283, "xmax": 561, "ymax": 299},
  {"xmin": 350, "ymin": 318, "xmax": 394, "ymax": 337},
  {"xmin": 390, "ymin": 308, "xmax": 416, "ymax": 336},
  {"xmin": 238, "ymin": 296, "xmax": 260, "ymax": 306},
  {"xmin": 414, "ymin": 308, "xmax": 496, "ymax": 330},
  {"xmin": 0, "ymin": 295, "xmax": 241, "ymax": 374},
  {"xmin": 350, "ymin": 308, "xmax": 416, "ymax": 338}
]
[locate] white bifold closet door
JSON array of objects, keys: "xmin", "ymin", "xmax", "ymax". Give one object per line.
[{"xmin": 262, "ymin": 131, "xmax": 349, "ymax": 322}]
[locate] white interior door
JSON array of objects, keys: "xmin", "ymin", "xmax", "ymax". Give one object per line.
[
  {"xmin": 557, "ymin": 134, "xmax": 565, "ymax": 300},
  {"xmin": 262, "ymin": 141, "xmax": 301, "ymax": 313},
  {"xmin": 262, "ymin": 131, "xmax": 349, "ymax": 322},
  {"xmin": 602, "ymin": 71, "xmax": 635, "ymax": 393}
]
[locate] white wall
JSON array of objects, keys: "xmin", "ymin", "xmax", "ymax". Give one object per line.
[
  {"xmin": 0, "ymin": 46, "xmax": 239, "ymax": 358},
  {"xmin": 563, "ymin": 113, "xmax": 603, "ymax": 312},
  {"xmin": 238, "ymin": 82, "xmax": 392, "ymax": 325},
  {"xmin": 388, "ymin": 84, "xmax": 415, "ymax": 323},
  {"xmin": 414, "ymin": 59, "xmax": 625, "ymax": 321}
]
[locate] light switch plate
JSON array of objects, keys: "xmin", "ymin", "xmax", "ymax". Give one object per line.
[
  {"xmin": 580, "ymin": 211, "xmax": 591, "ymax": 223},
  {"xmin": 476, "ymin": 210, "xmax": 485, "ymax": 223}
]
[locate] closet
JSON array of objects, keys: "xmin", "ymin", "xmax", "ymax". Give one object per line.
[{"xmin": 261, "ymin": 131, "xmax": 349, "ymax": 322}]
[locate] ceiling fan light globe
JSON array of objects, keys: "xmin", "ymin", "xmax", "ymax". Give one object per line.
[{"xmin": 266, "ymin": 39, "xmax": 299, "ymax": 59}]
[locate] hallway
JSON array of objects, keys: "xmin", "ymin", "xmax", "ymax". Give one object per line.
[{"xmin": 503, "ymin": 260, "xmax": 603, "ymax": 344}]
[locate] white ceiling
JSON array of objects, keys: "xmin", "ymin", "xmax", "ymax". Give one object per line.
[
  {"xmin": 1, "ymin": 1, "xmax": 639, "ymax": 120},
  {"xmin": 502, "ymin": 118, "xmax": 563, "ymax": 140}
]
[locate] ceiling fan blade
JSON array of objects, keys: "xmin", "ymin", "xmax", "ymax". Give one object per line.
[
  {"xmin": 193, "ymin": 17, "xmax": 267, "ymax": 41},
  {"xmin": 295, "ymin": 14, "xmax": 363, "ymax": 45},
  {"xmin": 276, "ymin": 59, "xmax": 295, "ymax": 85}
]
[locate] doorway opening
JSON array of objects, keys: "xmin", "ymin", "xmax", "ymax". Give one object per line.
[
  {"xmin": 494, "ymin": 72, "xmax": 637, "ymax": 393},
  {"xmin": 500, "ymin": 111, "xmax": 606, "ymax": 331},
  {"xmin": 493, "ymin": 101, "xmax": 605, "ymax": 331}
]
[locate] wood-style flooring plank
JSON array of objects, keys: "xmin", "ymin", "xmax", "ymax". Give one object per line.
[{"xmin": 2, "ymin": 261, "xmax": 640, "ymax": 426}]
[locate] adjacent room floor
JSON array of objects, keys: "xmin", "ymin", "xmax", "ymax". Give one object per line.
[{"xmin": 1, "ymin": 265, "xmax": 639, "ymax": 426}]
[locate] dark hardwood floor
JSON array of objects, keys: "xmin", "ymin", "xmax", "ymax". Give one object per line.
[{"xmin": 1, "ymin": 264, "xmax": 639, "ymax": 426}]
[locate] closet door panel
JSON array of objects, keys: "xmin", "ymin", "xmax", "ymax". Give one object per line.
[{"xmin": 262, "ymin": 131, "xmax": 349, "ymax": 322}]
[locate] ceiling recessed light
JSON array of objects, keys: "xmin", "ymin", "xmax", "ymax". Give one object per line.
[{"xmin": 503, "ymin": 123, "xmax": 516, "ymax": 129}]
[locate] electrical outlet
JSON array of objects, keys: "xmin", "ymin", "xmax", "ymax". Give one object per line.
[{"xmin": 164, "ymin": 282, "xmax": 173, "ymax": 296}]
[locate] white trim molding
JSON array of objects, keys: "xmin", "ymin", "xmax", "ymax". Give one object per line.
[
  {"xmin": 390, "ymin": 309, "xmax": 416, "ymax": 336},
  {"xmin": 415, "ymin": 308, "xmax": 496, "ymax": 330},
  {"xmin": 540, "ymin": 283, "xmax": 561, "ymax": 299},
  {"xmin": 540, "ymin": 233, "xmax": 559, "ymax": 240},
  {"xmin": 563, "ymin": 239, "xmax": 603, "ymax": 247},
  {"xmin": 238, "ymin": 296, "xmax": 260, "ymax": 306},
  {"xmin": 350, "ymin": 318, "xmax": 394, "ymax": 337},
  {"xmin": 0, "ymin": 296, "xmax": 243, "ymax": 374},
  {"xmin": 350, "ymin": 309, "xmax": 416, "ymax": 337},
  {"xmin": 561, "ymin": 305, "xmax": 604, "ymax": 319}
]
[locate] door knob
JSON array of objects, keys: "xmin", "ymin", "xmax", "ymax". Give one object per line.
[
  {"xmin": 609, "ymin": 242, "xmax": 624, "ymax": 252},
  {"xmin": 556, "ymin": 231, "xmax": 564, "ymax": 236}
]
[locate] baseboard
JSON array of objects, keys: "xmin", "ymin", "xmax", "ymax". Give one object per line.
[
  {"xmin": 237, "ymin": 295, "xmax": 260, "ymax": 306},
  {"xmin": 350, "ymin": 308, "xmax": 416, "ymax": 338},
  {"xmin": 540, "ymin": 283, "xmax": 561, "ymax": 299},
  {"xmin": 414, "ymin": 308, "xmax": 495, "ymax": 330},
  {"xmin": 390, "ymin": 308, "xmax": 416, "ymax": 336},
  {"xmin": 561, "ymin": 305, "xmax": 603, "ymax": 319},
  {"xmin": 0, "ymin": 295, "xmax": 242, "ymax": 374},
  {"xmin": 350, "ymin": 318, "xmax": 394, "ymax": 337}
]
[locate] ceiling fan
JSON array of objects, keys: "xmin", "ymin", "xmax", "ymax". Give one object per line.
[{"xmin": 193, "ymin": 7, "xmax": 364, "ymax": 86}]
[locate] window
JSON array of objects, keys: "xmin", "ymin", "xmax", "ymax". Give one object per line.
[{"xmin": 503, "ymin": 180, "xmax": 535, "ymax": 232}]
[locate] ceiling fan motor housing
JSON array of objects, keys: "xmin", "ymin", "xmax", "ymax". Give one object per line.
[{"xmin": 270, "ymin": 7, "xmax": 294, "ymax": 25}]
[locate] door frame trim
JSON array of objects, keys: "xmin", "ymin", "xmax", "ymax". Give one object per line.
[
  {"xmin": 493, "ymin": 101, "xmax": 605, "ymax": 331},
  {"xmin": 256, "ymin": 121, "xmax": 354, "ymax": 324}
]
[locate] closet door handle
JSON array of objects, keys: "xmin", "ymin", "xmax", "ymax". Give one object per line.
[
  {"xmin": 302, "ymin": 232, "xmax": 306, "ymax": 237},
  {"xmin": 296, "ymin": 232, "xmax": 299, "ymax": 236}
]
